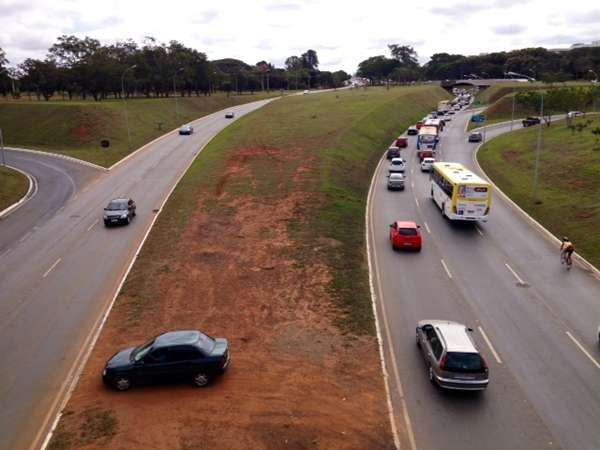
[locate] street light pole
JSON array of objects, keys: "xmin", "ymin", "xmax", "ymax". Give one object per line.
[
  {"xmin": 532, "ymin": 93, "xmax": 544, "ymax": 203},
  {"xmin": 510, "ymin": 87, "xmax": 516, "ymax": 131},
  {"xmin": 120, "ymin": 64, "xmax": 137, "ymax": 151}
]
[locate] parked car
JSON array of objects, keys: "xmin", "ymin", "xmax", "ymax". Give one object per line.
[
  {"xmin": 225, "ymin": 112, "xmax": 235, "ymax": 119},
  {"xmin": 103, "ymin": 198, "xmax": 136, "ymax": 226},
  {"xmin": 395, "ymin": 136, "xmax": 408, "ymax": 148},
  {"xmin": 407, "ymin": 126, "xmax": 418, "ymax": 136},
  {"xmin": 416, "ymin": 320, "xmax": 489, "ymax": 391},
  {"xmin": 102, "ymin": 330, "xmax": 230, "ymax": 391},
  {"xmin": 468, "ymin": 131, "xmax": 483, "ymax": 142},
  {"xmin": 421, "ymin": 157, "xmax": 435, "ymax": 172},
  {"xmin": 567, "ymin": 111, "xmax": 584, "ymax": 118},
  {"xmin": 389, "ymin": 221, "xmax": 422, "ymax": 251},
  {"xmin": 387, "ymin": 146, "xmax": 401, "ymax": 159},
  {"xmin": 522, "ymin": 117, "xmax": 541, "ymax": 127},
  {"xmin": 388, "ymin": 157, "xmax": 406, "ymax": 173},
  {"xmin": 387, "ymin": 173, "xmax": 405, "ymax": 190},
  {"xmin": 179, "ymin": 125, "xmax": 194, "ymax": 135}
]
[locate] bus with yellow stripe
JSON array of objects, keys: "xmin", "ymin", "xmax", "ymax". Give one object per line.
[{"xmin": 430, "ymin": 162, "xmax": 492, "ymax": 222}]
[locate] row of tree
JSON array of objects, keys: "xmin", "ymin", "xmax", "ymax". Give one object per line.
[
  {"xmin": 0, "ymin": 37, "xmax": 351, "ymax": 101},
  {"xmin": 516, "ymin": 86, "xmax": 600, "ymax": 119},
  {"xmin": 357, "ymin": 45, "xmax": 600, "ymax": 84}
]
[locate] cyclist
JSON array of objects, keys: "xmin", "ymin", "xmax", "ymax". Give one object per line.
[{"xmin": 560, "ymin": 237, "xmax": 574, "ymax": 266}]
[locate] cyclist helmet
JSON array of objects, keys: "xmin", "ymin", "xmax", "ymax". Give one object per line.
[{"xmin": 563, "ymin": 237, "xmax": 569, "ymax": 241}]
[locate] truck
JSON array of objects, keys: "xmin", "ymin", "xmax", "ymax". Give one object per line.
[{"xmin": 416, "ymin": 126, "xmax": 439, "ymax": 151}]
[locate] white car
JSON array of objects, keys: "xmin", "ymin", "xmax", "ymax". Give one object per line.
[
  {"xmin": 303, "ymin": 90, "xmax": 310, "ymax": 95},
  {"xmin": 421, "ymin": 157, "xmax": 435, "ymax": 172},
  {"xmin": 567, "ymin": 111, "xmax": 584, "ymax": 118},
  {"xmin": 388, "ymin": 157, "xmax": 406, "ymax": 173}
]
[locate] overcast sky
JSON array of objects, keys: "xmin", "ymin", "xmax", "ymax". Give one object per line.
[{"xmin": 1, "ymin": 0, "xmax": 599, "ymax": 73}]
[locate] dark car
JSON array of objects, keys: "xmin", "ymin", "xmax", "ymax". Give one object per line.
[
  {"xmin": 387, "ymin": 146, "xmax": 401, "ymax": 159},
  {"xmin": 103, "ymin": 198, "xmax": 136, "ymax": 226},
  {"xmin": 407, "ymin": 126, "xmax": 418, "ymax": 136},
  {"xmin": 179, "ymin": 125, "xmax": 194, "ymax": 135},
  {"xmin": 522, "ymin": 117, "xmax": 541, "ymax": 127},
  {"xmin": 102, "ymin": 330, "xmax": 230, "ymax": 391},
  {"xmin": 468, "ymin": 132, "xmax": 483, "ymax": 142},
  {"xmin": 225, "ymin": 112, "xmax": 235, "ymax": 119}
]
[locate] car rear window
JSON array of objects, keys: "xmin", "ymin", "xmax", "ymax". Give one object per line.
[
  {"xmin": 195, "ymin": 332, "xmax": 216, "ymax": 354},
  {"xmin": 445, "ymin": 352, "xmax": 485, "ymax": 372},
  {"xmin": 392, "ymin": 160, "xmax": 404, "ymax": 165},
  {"xmin": 398, "ymin": 228, "xmax": 417, "ymax": 236}
]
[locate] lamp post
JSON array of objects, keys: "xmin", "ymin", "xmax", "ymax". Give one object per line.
[
  {"xmin": 173, "ymin": 67, "xmax": 184, "ymax": 121},
  {"xmin": 532, "ymin": 93, "xmax": 544, "ymax": 204},
  {"xmin": 510, "ymin": 87, "xmax": 516, "ymax": 131},
  {"xmin": 120, "ymin": 64, "xmax": 137, "ymax": 150}
]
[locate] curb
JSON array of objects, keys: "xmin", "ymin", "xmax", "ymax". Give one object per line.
[
  {"xmin": 472, "ymin": 131, "xmax": 600, "ymax": 280},
  {"xmin": 0, "ymin": 164, "xmax": 37, "ymax": 219},
  {"xmin": 6, "ymin": 147, "xmax": 107, "ymax": 172}
]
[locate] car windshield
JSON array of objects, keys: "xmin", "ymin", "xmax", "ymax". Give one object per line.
[
  {"xmin": 445, "ymin": 352, "xmax": 485, "ymax": 372},
  {"xmin": 398, "ymin": 228, "xmax": 417, "ymax": 236},
  {"xmin": 106, "ymin": 200, "xmax": 127, "ymax": 210},
  {"xmin": 196, "ymin": 332, "xmax": 215, "ymax": 354},
  {"xmin": 133, "ymin": 339, "xmax": 155, "ymax": 362},
  {"xmin": 391, "ymin": 160, "xmax": 403, "ymax": 166}
]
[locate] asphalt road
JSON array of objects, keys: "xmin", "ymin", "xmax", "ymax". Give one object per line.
[
  {"xmin": 0, "ymin": 99, "xmax": 273, "ymax": 450},
  {"xmin": 368, "ymin": 111, "xmax": 600, "ymax": 450}
]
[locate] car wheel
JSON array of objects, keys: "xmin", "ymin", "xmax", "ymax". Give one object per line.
[
  {"xmin": 104, "ymin": 221, "xmax": 109, "ymax": 227},
  {"xmin": 114, "ymin": 376, "xmax": 132, "ymax": 391},
  {"xmin": 193, "ymin": 372, "xmax": 211, "ymax": 387}
]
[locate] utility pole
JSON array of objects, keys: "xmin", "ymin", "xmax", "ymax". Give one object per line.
[
  {"xmin": 0, "ymin": 128, "xmax": 5, "ymax": 166},
  {"xmin": 120, "ymin": 64, "xmax": 137, "ymax": 151},
  {"xmin": 510, "ymin": 87, "xmax": 516, "ymax": 131},
  {"xmin": 532, "ymin": 93, "xmax": 544, "ymax": 204}
]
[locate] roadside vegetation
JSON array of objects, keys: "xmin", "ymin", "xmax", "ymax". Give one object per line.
[
  {"xmin": 0, "ymin": 165, "xmax": 28, "ymax": 212},
  {"xmin": 0, "ymin": 92, "xmax": 281, "ymax": 167},
  {"xmin": 50, "ymin": 85, "xmax": 446, "ymax": 449},
  {"xmin": 478, "ymin": 115, "xmax": 600, "ymax": 267}
]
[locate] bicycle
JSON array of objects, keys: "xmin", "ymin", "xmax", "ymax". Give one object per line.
[{"xmin": 560, "ymin": 249, "xmax": 573, "ymax": 269}]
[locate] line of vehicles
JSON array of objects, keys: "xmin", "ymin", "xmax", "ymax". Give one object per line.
[{"xmin": 385, "ymin": 99, "xmax": 492, "ymax": 391}]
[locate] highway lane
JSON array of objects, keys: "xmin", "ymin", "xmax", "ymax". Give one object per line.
[
  {"xmin": 369, "ymin": 110, "xmax": 600, "ymax": 449},
  {"xmin": 0, "ymin": 99, "xmax": 273, "ymax": 450},
  {"xmin": 0, "ymin": 150, "xmax": 101, "ymax": 254}
]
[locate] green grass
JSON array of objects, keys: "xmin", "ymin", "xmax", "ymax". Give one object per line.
[
  {"xmin": 115, "ymin": 85, "xmax": 448, "ymax": 335},
  {"xmin": 0, "ymin": 165, "xmax": 29, "ymax": 212},
  {"xmin": 478, "ymin": 116, "xmax": 600, "ymax": 267},
  {"xmin": 0, "ymin": 92, "xmax": 282, "ymax": 167}
]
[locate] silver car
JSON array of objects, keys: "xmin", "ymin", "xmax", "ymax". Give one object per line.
[
  {"xmin": 416, "ymin": 320, "xmax": 489, "ymax": 391},
  {"xmin": 388, "ymin": 157, "xmax": 406, "ymax": 174},
  {"xmin": 387, "ymin": 173, "xmax": 405, "ymax": 190}
]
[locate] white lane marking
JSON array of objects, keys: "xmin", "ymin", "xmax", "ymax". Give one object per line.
[
  {"xmin": 424, "ymin": 221, "xmax": 431, "ymax": 234},
  {"xmin": 566, "ymin": 331, "xmax": 600, "ymax": 369},
  {"xmin": 476, "ymin": 225, "xmax": 484, "ymax": 236},
  {"xmin": 441, "ymin": 259, "xmax": 453, "ymax": 279},
  {"xmin": 410, "ymin": 168, "xmax": 414, "ymax": 175},
  {"xmin": 414, "ymin": 197, "xmax": 420, "ymax": 207},
  {"xmin": 410, "ymin": 181, "xmax": 414, "ymax": 189},
  {"xmin": 0, "ymin": 248, "xmax": 14, "ymax": 258},
  {"xmin": 43, "ymin": 258, "xmax": 62, "ymax": 278},
  {"xmin": 478, "ymin": 326, "xmax": 503, "ymax": 364},
  {"xmin": 19, "ymin": 231, "xmax": 33, "ymax": 243},
  {"xmin": 505, "ymin": 263, "xmax": 525, "ymax": 285},
  {"xmin": 87, "ymin": 219, "xmax": 99, "ymax": 232},
  {"xmin": 365, "ymin": 155, "xmax": 412, "ymax": 450}
]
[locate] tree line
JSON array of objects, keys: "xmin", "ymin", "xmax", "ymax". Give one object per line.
[
  {"xmin": 0, "ymin": 36, "xmax": 350, "ymax": 101},
  {"xmin": 357, "ymin": 45, "xmax": 600, "ymax": 84}
]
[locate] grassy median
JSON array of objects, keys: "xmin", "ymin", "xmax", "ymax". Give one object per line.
[
  {"xmin": 0, "ymin": 92, "xmax": 281, "ymax": 167},
  {"xmin": 0, "ymin": 165, "xmax": 29, "ymax": 213},
  {"xmin": 478, "ymin": 115, "xmax": 600, "ymax": 267}
]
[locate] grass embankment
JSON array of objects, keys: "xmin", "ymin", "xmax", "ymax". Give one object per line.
[
  {"xmin": 49, "ymin": 85, "xmax": 447, "ymax": 449},
  {"xmin": 0, "ymin": 165, "xmax": 29, "ymax": 212},
  {"xmin": 0, "ymin": 92, "xmax": 280, "ymax": 167},
  {"xmin": 478, "ymin": 116, "xmax": 600, "ymax": 267}
]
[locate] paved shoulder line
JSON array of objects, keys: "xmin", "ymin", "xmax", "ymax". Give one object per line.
[
  {"xmin": 7, "ymin": 147, "xmax": 107, "ymax": 172},
  {"xmin": 472, "ymin": 130, "xmax": 600, "ymax": 280},
  {"xmin": 0, "ymin": 164, "xmax": 37, "ymax": 219}
]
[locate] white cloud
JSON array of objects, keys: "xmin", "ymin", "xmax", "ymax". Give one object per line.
[{"xmin": 0, "ymin": 0, "xmax": 597, "ymax": 72}]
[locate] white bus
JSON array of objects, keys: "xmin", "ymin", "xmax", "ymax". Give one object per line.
[{"xmin": 430, "ymin": 162, "xmax": 492, "ymax": 222}]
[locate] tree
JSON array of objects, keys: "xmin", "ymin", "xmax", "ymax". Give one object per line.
[
  {"xmin": 301, "ymin": 50, "xmax": 319, "ymax": 70},
  {"xmin": 332, "ymin": 70, "xmax": 350, "ymax": 87},
  {"xmin": 285, "ymin": 55, "xmax": 302, "ymax": 71},
  {"xmin": 388, "ymin": 44, "xmax": 418, "ymax": 67},
  {"xmin": 19, "ymin": 58, "xmax": 60, "ymax": 100},
  {"xmin": 357, "ymin": 56, "xmax": 398, "ymax": 83}
]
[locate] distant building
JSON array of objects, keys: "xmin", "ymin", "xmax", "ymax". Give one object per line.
[{"xmin": 549, "ymin": 40, "xmax": 600, "ymax": 53}]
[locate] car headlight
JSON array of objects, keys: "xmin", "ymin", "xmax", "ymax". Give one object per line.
[
  {"xmin": 102, "ymin": 369, "xmax": 107, "ymax": 376},
  {"xmin": 121, "ymin": 213, "xmax": 128, "ymax": 219},
  {"xmin": 103, "ymin": 214, "xmax": 108, "ymax": 219}
]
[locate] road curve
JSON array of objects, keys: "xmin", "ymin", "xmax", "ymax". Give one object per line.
[
  {"xmin": 0, "ymin": 150, "xmax": 102, "ymax": 255},
  {"xmin": 0, "ymin": 99, "xmax": 273, "ymax": 450},
  {"xmin": 368, "ymin": 111, "xmax": 600, "ymax": 449}
]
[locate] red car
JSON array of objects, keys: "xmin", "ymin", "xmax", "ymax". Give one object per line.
[
  {"xmin": 389, "ymin": 221, "xmax": 422, "ymax": 251},
  {"xmin": 415, "ymin": 121, "xmax": 424, "ymax": 130},
  {"xmin": 395, "ymin": 136, "xmax": 408, "ymax": 148}
]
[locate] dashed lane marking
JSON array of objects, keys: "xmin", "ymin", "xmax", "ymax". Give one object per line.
[
  {"xmin": 478, "ymin": 326, "xmax": 503, "ymax": 364},
  {"xmin": 43, "ymin": 258, "xmax": 62, "ymax": 278},
  {"xmin": 441, "ymin": 259, "xmax": 452, "ymax": 279},
  {"xmin": 566, "ymin": 331, "xmax": 600, "ymax": 369}
]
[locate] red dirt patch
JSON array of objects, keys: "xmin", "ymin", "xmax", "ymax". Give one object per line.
[{"xmin": 51, "ymin": 146, "xmax": 394, "ymax": 449}]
